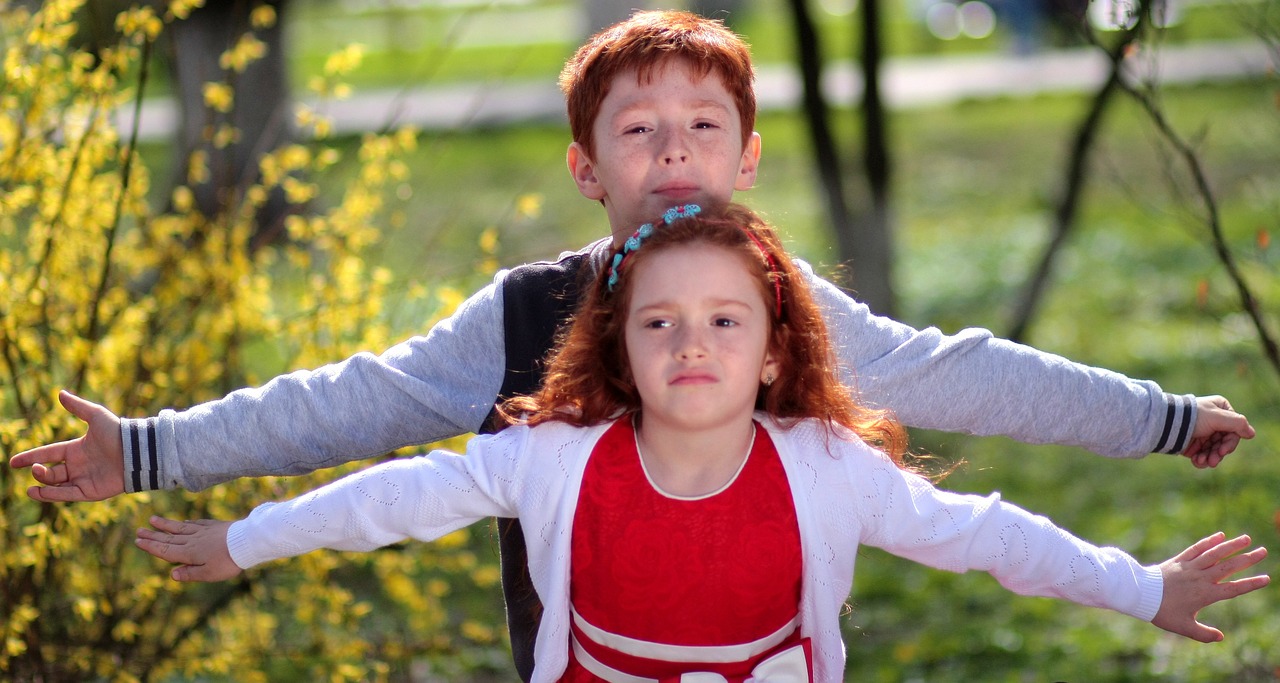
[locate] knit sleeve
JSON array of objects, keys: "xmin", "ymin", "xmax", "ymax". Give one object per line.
[
  {"xmin": 225, "ymin": 426, "xmax": 533, "ymax": 570},
  {"xmin": 847, "ymin": 445, "xmax": 1163, "ymax": 622}
]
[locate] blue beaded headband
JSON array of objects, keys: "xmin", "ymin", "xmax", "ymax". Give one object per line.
[
  {"xmin": 606, "ymin": 204, "xmax": 702, "ymax": 291},
  {"xmin": 605, "ymin": 203, "xmax": 784, "ymax": 319}
]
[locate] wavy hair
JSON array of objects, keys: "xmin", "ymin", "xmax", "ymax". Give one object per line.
[{"xmin": 502, "ymin": 204, "xmax": 909, "ymax": 463}]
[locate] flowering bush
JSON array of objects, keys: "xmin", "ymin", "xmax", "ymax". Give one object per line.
[{"xmin": 1, "ymin": 2, "xmax": 500, "ymax": 680}]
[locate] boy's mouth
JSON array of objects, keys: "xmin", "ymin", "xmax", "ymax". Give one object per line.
[{"xmin": 653, "ymin": 181, "xmax": 701, "ymax": 201}]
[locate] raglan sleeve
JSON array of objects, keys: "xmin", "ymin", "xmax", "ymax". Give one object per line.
[
  {"xmin": 800, "ymin": 263, "xmax": 1194, "ymax": 458},
  {"xmin": 118, "ymin": 270, "xmax": 512, "ymax": 493}
]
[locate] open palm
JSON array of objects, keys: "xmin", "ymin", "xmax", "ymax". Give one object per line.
[{"xmin": 8, "ymin": 390, "xmax": 126, "ymax": 502}]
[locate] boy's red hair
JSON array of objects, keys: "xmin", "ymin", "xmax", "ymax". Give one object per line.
[
  {"xmin": 503, "ymin": 204, "xmax": 908, "ymax": 463},
  {"xmin": 558, "ymin": 10, "xmax": 757, "ymax": 159}
]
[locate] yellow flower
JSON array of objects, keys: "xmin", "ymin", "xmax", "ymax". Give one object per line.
[
  {"xmin": 516, "ymin": 192, "xmax": 544, "ymax": 220},
  {"xmin": 201, "ymin": 81, "xmax": 234, "ymax": 113},
  {"xmin": 218, "ymin": 34, "xmax": 266, "ymax": 73},
  {"xmin": 167, "ymin": 0, "xmax": 203, "ymax": 21},
  {"xmin": 249, "ymin": 4, "xmax": 277, "ymax": 28},
  {"xmin": 323, "ymin": 43, "xmax": 366, "ymax": 77}
]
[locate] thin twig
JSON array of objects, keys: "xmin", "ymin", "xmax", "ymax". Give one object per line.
[
  {"xmin": 1006, "ymin": 22, "xmax": 1143, "ymax": 342},
  {"xmin": 75, "ymin": 36, "xmax": 154, "ymax": 394},
  {"xmin": 1116, "ymin": 77, "xmax": 1280, "ymax": 379}
]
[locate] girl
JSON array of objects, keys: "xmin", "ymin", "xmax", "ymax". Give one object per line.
[{"xmin": 136, "ymin": 204, "xmax": 1268, "ymax": 682}]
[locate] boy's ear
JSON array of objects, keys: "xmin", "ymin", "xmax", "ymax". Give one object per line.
[
  {"xmin": 735, "ymin": 132, "xmax": 762, "ymax": 192},
  {"xmin": 567, "ymin": 142, "xmax": 606, "ymax": 201}
]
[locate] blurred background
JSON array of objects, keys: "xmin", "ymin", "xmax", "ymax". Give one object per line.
[{"xmin": 2, "ymin": 0, "xmax": 1277, "ymax": 681}]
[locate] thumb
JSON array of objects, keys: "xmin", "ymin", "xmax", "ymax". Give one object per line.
[{"xmin": 58, "ymin": 390, "xmax": 109, "ymax": 424}]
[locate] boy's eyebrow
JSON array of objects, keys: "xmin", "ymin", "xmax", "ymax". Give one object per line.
[{"xmin": 610, "ymin": 98, "xmax": 734, "ymax": 120}]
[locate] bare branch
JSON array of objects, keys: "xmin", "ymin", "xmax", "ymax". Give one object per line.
[
  {"xmin": 1006, "ymin": 21, "xmax": 1144, "ymax": 342},
  {"xmin": 1115, "ymin": 74, "xmax": 1280, "ymax": 379}
]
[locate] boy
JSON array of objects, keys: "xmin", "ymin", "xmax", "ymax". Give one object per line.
[{"xmin": 10, "ymin": 10, "xmax": 1255, "ymax": 680}]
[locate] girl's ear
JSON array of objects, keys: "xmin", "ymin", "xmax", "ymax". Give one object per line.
[
  {"xmin": 760, "ymin": 349, "xmax": 781, "ymax": 385},
  {"xmin": 567, "ymin": 142, "xmax": 606, "ymax": 201}
]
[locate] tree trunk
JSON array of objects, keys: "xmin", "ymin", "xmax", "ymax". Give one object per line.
[
  {"xmin": 847, "ymin": 0, "xmax": 896, "ymax": 317},
  {"xmin": 783, "ymin": 0, "xmax": 857, "ymax": 268},
  {"xmin": 167, "ymin": 0, "xmax": 294, "ymax": 249}
]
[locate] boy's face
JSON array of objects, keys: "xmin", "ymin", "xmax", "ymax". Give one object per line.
[{"xmin": 567, "ymin": 59, "xmax": 762, "ymax": 245}]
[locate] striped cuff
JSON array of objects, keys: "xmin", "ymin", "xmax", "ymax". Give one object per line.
[
  {"xmin": 121, "ymin": 417, "xmax": 161, "ymax": 493},
  {"xmin": 1152, "ymin": 394, "xmax": 1195, "ymax": 455}
]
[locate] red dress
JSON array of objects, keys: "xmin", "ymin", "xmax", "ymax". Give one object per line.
[{"xmin": 561, "ymin": 419, "xmax": 809, "ymax": 682}]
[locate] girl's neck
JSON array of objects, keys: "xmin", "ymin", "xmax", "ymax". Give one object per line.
[{"xmin": 633, "ymin": 415, "xmax": 757, "ymax": 498}]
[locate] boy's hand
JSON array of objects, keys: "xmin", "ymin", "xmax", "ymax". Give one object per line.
[
  {"xmin": 1181, "ymin": 395, "xmax": 1255, "ymax": 469},
  {"xmin": 136, "ymin": 516, "xmax": 241, "ymax": 582},
  {"xmin": 1152, "ymin": 532, "xmax": 1268, "ymax": 642},
  {"xmin": 8, "ymin": 390, "xmax": 126, "ymax": 502}
]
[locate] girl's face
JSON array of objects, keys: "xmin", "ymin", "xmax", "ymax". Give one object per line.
[{"xmin": 623, "ymin": 243, "xmax": 778, "ymax": 436}]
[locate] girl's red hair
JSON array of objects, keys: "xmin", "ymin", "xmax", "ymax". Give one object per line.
[{"xmin": 503, "ymin": 204, "xmax": 908, "ymax": 462}]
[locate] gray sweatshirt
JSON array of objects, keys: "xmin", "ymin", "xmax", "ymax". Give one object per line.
[{"xmin": 120, "ymin": 239, "xmax": 1193, "ymax": 493}]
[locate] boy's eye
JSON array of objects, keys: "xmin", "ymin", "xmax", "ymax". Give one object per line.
[
  {"xmin": 694, "ymin": 121, "xmax": 719, "ymax": 129},
  {"xmin": 625, "ymin": 125, "xmax": 652, "ymax": 135}
]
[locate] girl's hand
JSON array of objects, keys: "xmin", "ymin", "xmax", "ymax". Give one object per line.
[
  {"xmin": 1152, "ymin": 532, "xmax": 1269, "ymax": 642},
  {"xmin": 136, "ymin": 516, "xmax": 241, "ymax": 582}
]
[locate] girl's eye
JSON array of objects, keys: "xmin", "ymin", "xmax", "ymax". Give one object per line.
[
  {"xmin": 644, "ymin": 319, "xmax": 672, "ymax": 329},
  {"xmin": 713, "ymin": 317, "xmax": 737, "ymax": 327},
  {"xmin": 625, "ymin": 125, "xmax": 652, "ymax": 135}
]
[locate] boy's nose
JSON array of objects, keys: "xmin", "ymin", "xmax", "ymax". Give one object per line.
[{"xmin": 658, "ymin": 130, "xmax": 690, "ymax": 165}]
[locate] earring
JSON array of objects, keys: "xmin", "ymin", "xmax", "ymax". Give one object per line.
[{"xmin": 763, "ymin": 373, "xmax": 775, "ymax": 387}]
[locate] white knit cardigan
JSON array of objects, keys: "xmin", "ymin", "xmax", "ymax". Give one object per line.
[{"xmin": 227, "ymin": 415, "xmax": 1163, "ymax": 682}]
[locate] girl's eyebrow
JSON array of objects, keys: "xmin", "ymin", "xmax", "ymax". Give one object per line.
[{"xmin": 632, "ymin": 297, "xmax": 756, "ymax": 316}]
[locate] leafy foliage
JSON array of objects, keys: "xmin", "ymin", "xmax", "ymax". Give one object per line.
[{"xmin": 1, "ymin": 2, "xmax": 504, "ymax": 680}]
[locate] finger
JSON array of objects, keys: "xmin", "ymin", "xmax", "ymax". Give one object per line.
[
  {"xmin": 172, "ymin": 562, "xmax": 235, "ymax": 583},
  {"xmin": 1187, "ymin": 534, "xmax": 1254, "ymax": 570},
  {"xmin": 1174, "ymin": 532, "xmax": 1228, "ymax": 563},
  {"xmin": 1186, "ymin": 621, "xmax": 1225, "ymax": 644},
  {"xmin": 1211, "ymin": 547, "xmax": 1269, "ymax": 580},
  {"xmin": 135, "ymin": 536, "xmax": 188, "ymax": 564},
  {"xmin": 58, "ymin": 390, "xmax": 109, "ymax": 423},
  {"xmin": 25, "ymin": 484, "xmax": 93, "ymax": 503},
  {"xmin": 1215, "ymin": 573, "xmax": 1271, "ymax": 600},
  {"xmin": 1212, "ymin": 434, "xmax": 1241, "ymax": 459},
  {"xmin": 8, "ymin": 442, "xmax": 69, "ymax": 469},
  {"xmin": 30, "ymin": 462, "xmax": 69, "ymax": 485},
  {"xmin": 149, "ymin": 516, "xmax": 198, "ymax": 535}
]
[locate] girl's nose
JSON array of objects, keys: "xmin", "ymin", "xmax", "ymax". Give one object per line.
[{"xmin": 675, "ymin": 327, "xmax": 707, "ymax": 360}]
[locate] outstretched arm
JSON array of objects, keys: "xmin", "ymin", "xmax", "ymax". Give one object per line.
[
  {"xmin": 1182, "ymin": 396, "xmax": 1256, "ymax": 469},
  {"xmin": 8, "ymin": 391, "xmax": 125, "ymax": 502},
  {"xmin": 1152, "ymin": 532, "xmax": 1269, "ymax": 642},
  {"xmin": 136, "ymin": 516, "xmax": 240, "ymax": 582},
  {"xmin": 803, "ymin": 265, "xmax": 1253, "ymax": 464}
]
